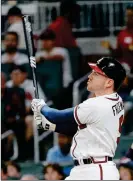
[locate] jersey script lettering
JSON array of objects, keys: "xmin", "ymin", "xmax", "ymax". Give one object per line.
[{"xmin": 112, "ymin": 101, "xmax": 124, "ymax": 116}]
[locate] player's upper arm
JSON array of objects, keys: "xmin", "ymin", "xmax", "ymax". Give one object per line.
[{"xmin": 74, "ymin": 100, "xmax": 96, "ymax": 125}]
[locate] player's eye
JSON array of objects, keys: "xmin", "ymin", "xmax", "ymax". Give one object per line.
[{"xmin": 94, "ymin": 71, "xmax": 99, "ymax": 76}]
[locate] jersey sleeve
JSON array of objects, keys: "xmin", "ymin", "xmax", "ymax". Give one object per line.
[{"xmin": 74, "ymin": 100, "xmax": 96, "ymax": 125}]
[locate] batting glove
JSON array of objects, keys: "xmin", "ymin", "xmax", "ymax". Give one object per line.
[
  {"xmin": 34, "ymin": 111, "xmax": 56, "ymax": 131},
  {"xmin": 31, "ymin": 99, "xmax": 46, "ymax": 113}
]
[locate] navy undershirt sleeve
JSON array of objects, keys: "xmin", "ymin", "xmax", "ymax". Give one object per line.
[{"xmin": 41, "ymin": 105, "xmax": 77, "ymax": 136}]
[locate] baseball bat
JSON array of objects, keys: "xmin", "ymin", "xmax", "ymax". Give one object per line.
[
  {"xmin": 22, "ymin": 15, "xmax": 39, "ymax": 99},
  {"xmin": 22, "ymin": 15, "xmax": 43, "ymax": 129}
]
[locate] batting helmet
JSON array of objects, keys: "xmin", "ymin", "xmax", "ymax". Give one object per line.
[{"xmin": 88, "ymin": 57, "xmax": 126, "ymax": 90}]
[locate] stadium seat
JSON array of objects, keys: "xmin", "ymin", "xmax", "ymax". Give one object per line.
[{"xmin": 19, "ymin": 161, "xmax": 44, "ymax": 179}]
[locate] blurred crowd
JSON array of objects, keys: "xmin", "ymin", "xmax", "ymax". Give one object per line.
[
  {"xmin": 1, "ymin": 0, "xmax": 133, "ymax": 180},
  {"xmin": 1, "ymin": 142, "xmax": 133, "ymax": 180}
]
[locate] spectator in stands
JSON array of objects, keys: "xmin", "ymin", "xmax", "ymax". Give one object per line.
[
  {"xmin": 1, "ymin": 71, "xmax": 27, "ymax": 161},
  {"xmin": 46, "ymin": 133, "xmax": 74, "ymax": 176},
  {"xmin": 1, "ymin": 162, "xmax": 8, "ymax": 180},
  {"xmin": 40, "ymin": 0, "xmax": 80, "ymax": 48},
  {"xmin": 101, "ymin": 5, "xmax": 133, "ymax": 68},
  {"xmin": 36, "ymin": 29, "xmax": 73, "ymax": 88},
  {"xmin": 6, "ymin": 161, "xmax": 21, "ymax": 179},
  {"xmin": 43, "ymin": 163, "xmax": 66, "ymax": 180},
  {"xmin": 126, "ymin": 143, "xmax": 133, "ymax": 160},
  {"xmin": 21, "ymin": 174, "xmax": 38, "ymax": 180},
  {"xmin": 2, "ymin": 31, "xmax": 28, "ymax": 65},
  {"xmin": 118, "ymin": 158, "xmax": 133, "ymax": 180},
  {"xmin": 6, "ymin": 6, "xmax": 26, "ymax": 49},
  {"xmin": 6, "ymin": 65, "xmax": 46, "ymax": 113}
]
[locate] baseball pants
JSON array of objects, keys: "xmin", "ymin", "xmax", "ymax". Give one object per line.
[{"xmin": 65, "ymin": 161, "xmax": 120, "ymax": 180}]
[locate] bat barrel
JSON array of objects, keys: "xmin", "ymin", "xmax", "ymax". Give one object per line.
[{"xmin": 22, "ymin": 15, "xmax": 39, "ymax": 99}]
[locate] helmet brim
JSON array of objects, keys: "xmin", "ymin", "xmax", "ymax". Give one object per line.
[{"xmin": 88, "ymin": 63, "xmax": 106, "ymax": 76}]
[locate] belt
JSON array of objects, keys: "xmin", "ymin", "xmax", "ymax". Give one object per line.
[{"xmin": 74, "ymin": 156, "xmax": 113, "ymax": 166}]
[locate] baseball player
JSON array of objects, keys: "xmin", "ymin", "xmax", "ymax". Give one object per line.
[{"xmin": 31, "ymin": 57, "xmax": 126, "ymax": 180}]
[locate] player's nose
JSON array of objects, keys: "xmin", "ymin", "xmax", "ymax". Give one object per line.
[{"xmin": 88, "ymin": 72, "xmax": 93, "ymax": 79}]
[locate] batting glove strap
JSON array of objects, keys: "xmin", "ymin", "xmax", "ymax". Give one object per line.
[
  {"xmin": 34, "ymin": 112, "xmax": 56, "ymax": 131},
  {"xmin": 41, "ymin": 113, "xmax": 56, "ymax": 131}
]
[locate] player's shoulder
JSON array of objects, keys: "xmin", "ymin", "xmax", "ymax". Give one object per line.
[
  {"xmin": 79, "ymin": 97, "xmax": 98, "ymax": 108},
  {"xmin": 104, "ymin": 93, "xmax": 123, "ymax": 102},
  {"xmin": 79, "ymin": 93, "xmax": 122, "ymax": 108}
]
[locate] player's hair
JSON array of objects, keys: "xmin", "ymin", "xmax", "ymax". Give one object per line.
[
  {"xmin": 43, "ymin": 163, "xmax": 66, "ymax": 180},
  {"xmin": 5, "ymin": 31, "xmax": 19, "ymax": 42},
  {"xmin": 6, "ymin": 161, "xmax": 21, "ymax": 173},
  {"xmin": 10, "ymin": 64, "xmax": 28, "ymax": 74},
  {"xmin": 7, "ymin": 6, "xmax": 22, "ymax": 17},
  {"xmin": 39, "ymin": 29, "xmax": 56, "ymax": 40}
]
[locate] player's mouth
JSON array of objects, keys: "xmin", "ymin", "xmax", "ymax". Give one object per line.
[{"xmin": 87, "ymin": 79, "xmax": 91, "ymax": 85}]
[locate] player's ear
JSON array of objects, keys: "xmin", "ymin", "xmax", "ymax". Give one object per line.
[{"xmin": 106, "ymin": 78, "xmax": 114, "ymax": 88}]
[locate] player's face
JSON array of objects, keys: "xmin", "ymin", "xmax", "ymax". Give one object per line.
[
  {"xmin": 7, "ymin": 165, "xmax": 19, "ymax": 177},
  {"xmin": 4, "ymin": 34, "xmax": 18, "ymax": 50},
  {"xmin": 42, "ymin": 39, "xmax": 54, "ymax": 50},
  {"xmin": 119, "ymin": 166, "xmax": 132, "ymax": 180},
  {"xmin": 11, "ymin": 70, "xmax": 26, "ymax": 85},
  {"xmin": 87, "ymin": 70, "xmax": 109, "ymax": 92},
  {"xmin": 44, "ymin": 167, "xmax": 63, "ymax": 180}
]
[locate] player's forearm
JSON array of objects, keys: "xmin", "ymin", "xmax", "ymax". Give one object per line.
[
  {"xmin": 41, "ymin": 105, "xmax": 75, "ymax": 124},
  {"xmin": 41, "ymin": 105, "xmax": 77, "ymax": 136}
]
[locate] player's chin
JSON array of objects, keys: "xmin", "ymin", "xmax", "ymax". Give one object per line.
[{"xmin": 87, "ymin": 85, "xmax": 92, "ymax": 91}]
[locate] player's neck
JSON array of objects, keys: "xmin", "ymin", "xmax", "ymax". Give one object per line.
[{"xmin": 95, "ymin": 89, "xmax": 114, "ymax": 97}]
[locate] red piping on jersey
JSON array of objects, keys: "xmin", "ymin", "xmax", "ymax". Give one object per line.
[
  {"xmin": 105, "ymin": 96, "xmax": 119, "ymax": 101},
  {"xmin": 90, "ymin": 156, "xmax": 108, "ymax": 164},
  {"xmin": 74, "ymin": 106, "xmax": 81, "ymax": 125},
  {"xmin": 74, "ymin": 106, "xmax": 87, "ymax": 129},
  {"xmin": 99, "ymin": 164, "xmax": 103, "ymax": 180},
  {"xmin": 72, "ymin": 132, "xmax": 78, "ymax": 158}
]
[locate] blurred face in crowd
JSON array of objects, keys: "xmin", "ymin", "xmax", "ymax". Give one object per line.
[
  {"xmin": 8, "ymin": 16, "xmax": 22, "ymax": 25},
  {"xmin": 42, "ymin": 39, "xmax": 55, "ymax": 51},
  {"xmin": 58, "ymin": 134, "xmax": 72, "ymax": 155},
  {"xmin": 87, "ymin": 70, "xmax": 114, "ymax": 93},
  {"xmin": 4, "ymin": 33, "xmax": 18, "ymax": 53},
  {"xmin": 1, "ymin": 169, "xmax": 8, "ymax": 180},
  {"xmin": 44, "ymin": 166, "xmax": 63, "ymax": 180},
  {"xmin": 126, "ymin": 9, "xmax": 133, "ymax": 28},
  {"xmin": 119, "ymin": 166, "xmax": 133, "ymax": 180},
  {"xmin": 11, "ymin": 70, "xmax": 27, "ymax": 85},
  {"xmin": 7, "ymin": 165, "xmax": 20, "ymax": 178}
]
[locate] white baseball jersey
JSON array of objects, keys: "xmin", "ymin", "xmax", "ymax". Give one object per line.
[{"xmin": 71, "ymin": 92, "xmax": 124, "ymax": 159}]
